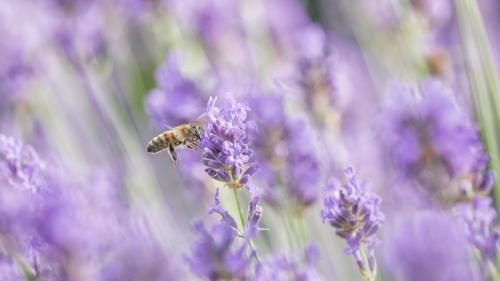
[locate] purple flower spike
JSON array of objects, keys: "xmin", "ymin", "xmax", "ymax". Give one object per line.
[
  {"xmin": 456, "ymin": 197, "xmax": 500, "ymax": 263},
  {"xmin": 246, "ymin": 192, "xmax": 263, "ymax": 238},
  {"xmin": 295, "ymin": 25, "xmax": 338, "ymax": 126},
  {"xmin": 321, "ymin": 167, "xmax": 384, "ymax": 278},
  {"xmin": 285, "ymin": 119, "xmax": 321, "ymax": 208},
  {"xmin": 202, "ymin": 96, "xmax": 256, "ymax": 189},
  {"xmin": 0, "ymin": 134, "xmax": 45, "ymax": 192}
]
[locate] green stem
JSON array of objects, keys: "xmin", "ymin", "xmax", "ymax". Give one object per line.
[
  {"xmin": 295, "ymin": 215, "xmax": 308, "ymax": 247},
  {"xmin": 359, "ymin": 246, "xmax": 376, "ymax": 281},
  {"xmin": 280, "ymin": 215, "xmax": 296, "ymax": 250},
  {"xmin": 232, "ymin": 188, "xmax": 261, "ymax": 262},
  {"xmin": 15, "ymin": 256, "xmax": 35, "ymax": 281},
  {"xmin": 286, "ymin": 215, "xmax": 302, "ymax": 248},
  {"xmin": 232, "ymin": 188, "xmax": 246, "ymax": 229},
  {"xmin": 488, "ymin": 260, "xmax": 500, "ymax": 281}
]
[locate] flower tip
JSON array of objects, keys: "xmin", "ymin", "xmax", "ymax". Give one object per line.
[{"xmin": 344, "ymin": 166, "xmax": 355, "ymax": 177}]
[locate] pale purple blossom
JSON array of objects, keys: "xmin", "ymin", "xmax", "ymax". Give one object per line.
[
  {"xmin": 321, "ymin": 167, "xmax": 384, "ymax": 276},
  {"xmin": 202, "ymin": 97, "xmax": 257, "ymax": 188}
]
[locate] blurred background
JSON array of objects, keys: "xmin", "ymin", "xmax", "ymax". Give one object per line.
[{"xmin": 2, "ymin": 0, "xmax": 500, "ymax": 280}]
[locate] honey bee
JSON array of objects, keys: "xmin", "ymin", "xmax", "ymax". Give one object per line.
[{"xmin": 147, "ymin": 123, "xmax": 204, "ymax": 165}]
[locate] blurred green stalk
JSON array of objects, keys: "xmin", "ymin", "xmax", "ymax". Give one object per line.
[
  {"xmin": 232, "ymin": 188, "xmax": 261, "ymax": 262},
  {"xmin": 455, "ymin": 0, "xmax": 500, "ymax": 212}
]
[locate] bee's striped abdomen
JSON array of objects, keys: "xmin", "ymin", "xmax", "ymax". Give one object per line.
[{"xmin": 146, "ymin": 133, "xmax": 170, "ymax": 153}]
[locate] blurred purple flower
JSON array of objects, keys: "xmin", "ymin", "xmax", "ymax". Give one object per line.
[
  {"xmin": 50, "ymin": 0, "xmax": 105, "ymax": 61},
  {"xmin": 247, "ymin": 94, "xmax": 287, "ymax": 198},
  {"xmin": 0, "ymin": 43, "xmax": 34, "ymax": 106},
  {"xmin": 456, "ymin": 197, "xmax": 500, "ymax": 263},
  {"xmin": 383, "ymin": 211, "xmax": 476, "ymax": 281},
  {"xmin": 265, "ymin": 0, "xmax": 309, "ymax": 57},
  {"xmin": 0, "ymin": 134, "xmax": 45, "ymax": 192},
  {"xmin": 256, "ymin": 244, "xmax": 325, "ymax": 281},
  {"xmin": 411, "ymin": 0, "xmax": 453, "ymax": 31},
  {"xmin": 321, "ymin": 167, "xmax": 384, "ymax": 277},
  {"xmin": 0, "ymin": 18, "xmax": 37, "ymax": 118},
  {"xmin": 0, "ymin": 256, "xmax": 23, "ymax": 281},
  {"xmin": 0, "ymin": 134, "xmax": 171, "ymax": 280},
  {"xmin": 284, "ymin": 119, "xmax": 321, "ymax": 208},
  {"xmin": 146, "ymin": 53, "xmax": 207, "ymax": 127},
  {"xmin": 248, "ymin": 94, "xmax": 320, "ymax": 210},
  {"xmin": 202, "ymin": 96, "xmax": 257, "ymax": 188},
  {"xmin": 192, "ymin": 0, "xmax": 242, "ymax": 48},
  {"xmin": 99, "ymin": 229, "xmax": 175, "ymax": 281},
  {"xmin": 380, "ymin": 81, "xmax": 488, "ymax": 200},
  {"xmin": 187, "ymin": 220, "xmax": 251, "ymax": 281},
  {"xmin": 294, "ymin": 25, "xmax": 338, "ymax": 126}
]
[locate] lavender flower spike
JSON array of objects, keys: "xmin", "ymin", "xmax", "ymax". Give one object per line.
[
  {"xmin": 456, "ymin": 197, "xmax": 500, "ymax": 277},
  {"xmin": 202, "ymin": 96, "xmax": 257, "ymax": 189},
  {"xmin": 321, "ymin": 167, "xmax": 384, "ymax": 281}
]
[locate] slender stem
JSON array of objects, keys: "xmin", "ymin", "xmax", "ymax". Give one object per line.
[
  {"xmin": 297, "ymin": 215, "xmax": 308, "ymax": 245},
  {"xmin": 286, "ymin": 215, "xmax": 302, "ymax": 248},
  {"xmin": 232, "ymin": 188, "xmax": 261, "ymax": 262},
  {"xmin": 232, "ymin": 188, "xmax": 246, "ymax": 229},
  {"xmin": 15, "ymin": 256, "xmax": 35, "ymax": 281},
  {"xmin": 280, "ymin": 215, "xmax": 296, "ymax": 250},
  {"xmin": 359, "ymin": 246, "xmax": 376, "ymax": 281},
  {"xmin": 488, "ymin": 260, "xmax": 500, "ymax": 281}
]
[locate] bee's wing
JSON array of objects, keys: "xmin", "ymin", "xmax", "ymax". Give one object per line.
[{"xmin": 161, "ymin": 123, "xmax": 175, "ymax": 130}]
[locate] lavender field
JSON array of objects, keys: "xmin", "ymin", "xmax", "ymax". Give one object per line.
[{"xmin": 2, "ymin": 0, "xmax": 500, "ymax": 280}]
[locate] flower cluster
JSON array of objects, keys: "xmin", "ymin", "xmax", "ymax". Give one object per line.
[
  {"xmin": 456, "ymin": 197, "xmax": 500, "ymax": 262},
  {"xmin": 321, "ymin": 167, "xmax": 384, "ymax": 279},
  {"xmin": 0, "ymin": 134, "xmax": 45, "ymax": 191},
  {"xmin": 202, "ymin": 97, "xmax": 257, "ymax": 188}
]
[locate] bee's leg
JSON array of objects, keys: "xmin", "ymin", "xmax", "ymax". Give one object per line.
[
  {"xmin": 168, "ymin": 143, "xmax": 177, "ymax": 165},
  {"xmin": 187, "ymin": 143, "xmax": 200, "ymax": 150}
]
